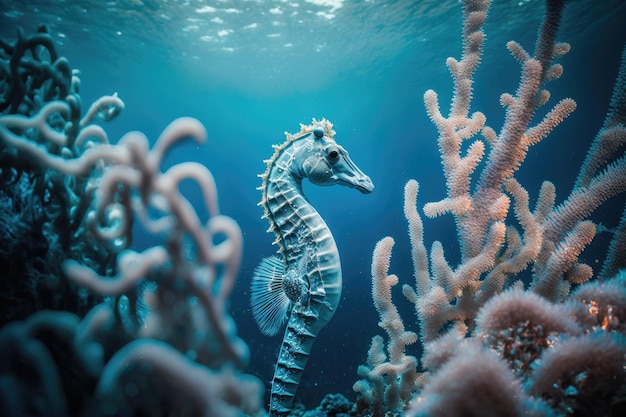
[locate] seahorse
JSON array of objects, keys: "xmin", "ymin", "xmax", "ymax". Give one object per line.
[{"xmin": 251, "ymin": 118, "xmax": 374, "ymax": 415}]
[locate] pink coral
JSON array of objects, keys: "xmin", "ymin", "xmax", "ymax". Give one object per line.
[
  {"xmin": 529, "ymin": 332, "xmax": 626, "ymax": 416},
  {"xmin": 406, "ymin": 344, "xmax": 537, "ymax": 417},
  {"xmin": 475, "ymin": 288, "xmax": 581, "ymax": 377},
  {"xmin": 565, "ymin": 277, "xmax": 626, "ymax": 333}
]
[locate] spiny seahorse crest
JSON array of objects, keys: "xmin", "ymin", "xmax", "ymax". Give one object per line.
[{"xmin": 258, "ymin": 117, "xmax": 335, "ymax": 189}]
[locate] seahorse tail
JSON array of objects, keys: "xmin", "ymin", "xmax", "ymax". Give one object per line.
[{"xmin": 269, "ymin": 308, "xmax": 322, "ymax": 416}]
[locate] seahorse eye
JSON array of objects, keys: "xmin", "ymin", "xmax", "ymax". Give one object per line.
[{"xmin": 328, "ymin": 148, "xmax": 339, "ymax": 161}]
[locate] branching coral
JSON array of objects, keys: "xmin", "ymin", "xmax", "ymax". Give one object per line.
[
  {"xmin": 404, "ymin": 274, "xmax": 626, "ymax": 417},
  {"xmin": 353, "ymin": 237, "xmax": 418, "ymax": 416},
  {"xmin": 356, "ymin": 0, "xmax": 626, "ymax": 416},
  {"xmin": 0, "ymin": 26, "xmax": 123, "ymax": 325},
  {"xmin": 0, "ymin": 26, "xmax": 263, "ymax": 417}
]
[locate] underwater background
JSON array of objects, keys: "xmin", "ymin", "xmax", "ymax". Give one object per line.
[{"xmin": 1, "ymin": 0, "xmax": 626, "ymax": 412}]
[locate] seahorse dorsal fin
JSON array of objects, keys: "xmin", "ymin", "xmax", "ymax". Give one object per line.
[{"xmin": 250, "ymin": 256, "xmax": 290, "ymax": 336}]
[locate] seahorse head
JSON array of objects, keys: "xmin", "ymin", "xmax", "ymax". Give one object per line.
[{"xmin": 294, "ymin": 118, "xmax": 374, "ymax": 194}]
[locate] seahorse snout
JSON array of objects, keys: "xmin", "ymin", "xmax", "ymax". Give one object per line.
[
  {"xmin": 334, "ymin": 153, "xmax": 374, "ymax": 193},
  {"xmin": 354, "ymin": 174, "xmax": 374, "ymax": 194}
]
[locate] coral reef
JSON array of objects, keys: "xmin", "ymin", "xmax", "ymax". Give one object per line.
[
  {"xmin": 357, "ymin": 0, "xmax": 626, "ymax": 416},
  {"xmin": 2, "ymin": 1, "xmax": 626, "ymax": 416},
  {"xmin": 0, "ymin": 26, "xmax": 262, "ymax": 417},
  {"xmin": 0, "ymin": 25, "xmax": 122, "ymax": 325}
]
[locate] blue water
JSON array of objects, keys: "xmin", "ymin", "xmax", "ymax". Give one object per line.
[{"xmin": 2, "ymin": 0, "xmax": 626, "ymax": 409}]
